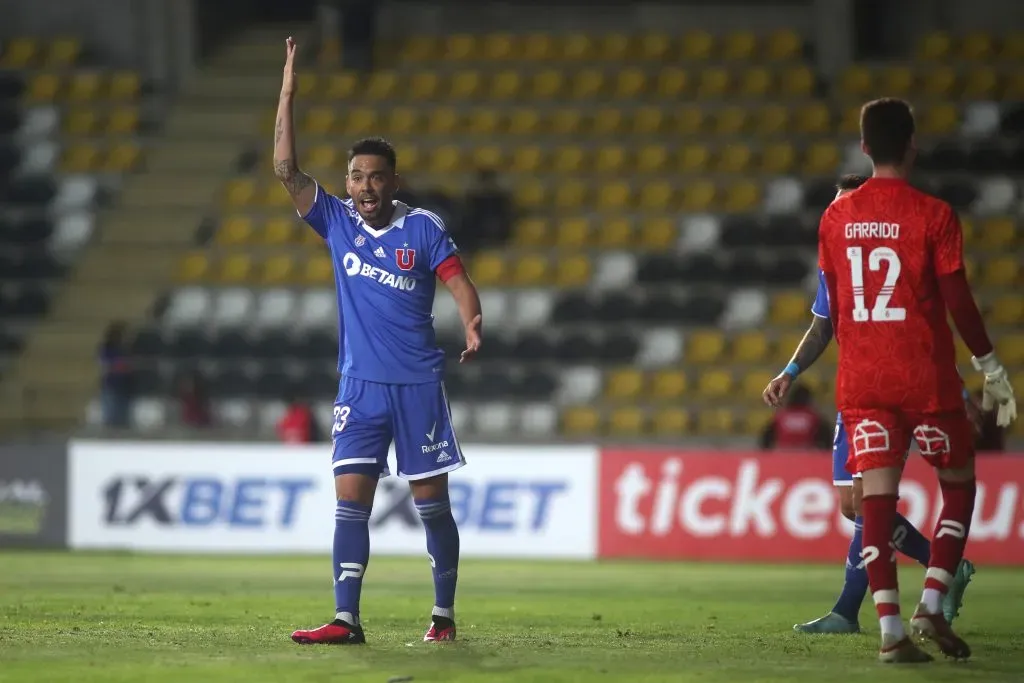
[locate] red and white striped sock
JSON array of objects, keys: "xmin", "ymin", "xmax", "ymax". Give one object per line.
[
  {"xmin": 921, "ymin": 479, "xmax": 976, "ymax": 614},
  {"xmin": 862, "ymin": 494, "xmax": 905, "ymax": 640}
]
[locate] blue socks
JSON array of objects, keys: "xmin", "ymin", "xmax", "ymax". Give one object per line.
[
  {"xmin": 832, "ymin": 516, "xmax": 869, "ymax": 622},
  {"xmin": 333, "ymin": 499, "xmax": 371, "ymax": 625},
  {"xmin": 415, "ymin": 496, "xmax": 460, "ymax": 618},
  {"xmin": 831, "ymin": 513, "xmax": 933, "ymax": 623}
]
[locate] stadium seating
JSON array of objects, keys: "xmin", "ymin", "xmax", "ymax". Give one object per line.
[
  {"xmin": 0, "ymin": 38, "xmax": 146, "ymax": 391},
  {"xmin": 115, "ymin": 28, "xmax": 1024, "ymax": 441}
]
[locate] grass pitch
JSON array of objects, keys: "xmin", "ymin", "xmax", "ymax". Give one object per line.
[{"xmin": 1, "ymin": 553, "xmax": 1022, "ymax": 682}]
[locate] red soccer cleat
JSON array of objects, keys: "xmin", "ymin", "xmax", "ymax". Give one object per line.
[
  {"xmin": 291, "ymin": 621, "xmax": 366, "ymax": 645},
  {"xmin": 910, "ymin": 604, "xmax": 971, "ymax": 660},
  {"xmin": 423, "ymin": 619, "xmax": 456, "ymax": 642}
]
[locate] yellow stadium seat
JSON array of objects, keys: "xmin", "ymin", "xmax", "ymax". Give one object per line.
[
  {"xmin": 964, "ymin": 256, "xmax": 977, "ymax": 282},
  {"xmin": 714, "ymin": 107, "xmax": 748, "ymax": 134},
  {"xmin": 982, "ymin": 256, "xmax": 1020, "ymax": 286},
  {"xmin": 803, "ymin": 141, "xmax": 840, "ymax": 175},
  {"xmin": 781, "ymin": 66, "xmax": 815, "ymax": 97},
  {"xmin": 921, "ymin": 67, "xmax": 958, "ymax": 99},
  {"xmin": 631, "ymin": 107, "xmax": 665, "ymax": 135},
  {"xmin": 755, "ymin": 105, "xmax": 790, "ymax": 136},
  {"xmin": 770, "ymin": 291, "xmax": 808, "ymax": 324},
  {"xmin": 723, "ymin": 181, "xmax": 760, "ymax": 212},
  {"xmin": 639, "ymin": 217, "xmax": 676, "ymax": 249},
  {"xmin": 738, "ymin": 67, "xmax": 773, "ymax": 97},
  {"xmin": 428, "ymin": 145, "xmax": 461, "ymax": 173},
  {"xmin": 407, "ymin": 72, "xmax": 439, "ymax": 101},
  {"xmin": 773, "ymin": 332, "xmax": 803, "ymax": 363},
  {"xmin": 651, "ymin": 407, "xmax": 691, "ymax": 436},
  {"xmin": 686, "ymin": 330, "xmax": 726, "ymax": 364},
  {"xmin": 605, "ymin": 367, "xmax": 645, "ymax": 401},
  {"xmin": 839, "ymin": 65, "xmax": 872, "ymax": 97},
  {"xmin": 529, "ymin": 69, "xmax": 564, "ymax": 100},
  {"xmin": 426, "ymin": 107, "xmax": 460, "ymax": 135},
  {"xmin": 656, "ymin": 67, "xmax": 689, "ymax": 98},
  {"xmin": 743, "ymin": 410, "xmax": 772, "ymax": 436},
  {"xmin": 490, "ymin": 70, "xmax": 522, "ymax": 100},
  {"xmin": 561, "ymin": 406, "xmax": 602, "ymax": 436},
  {"xmin": 326, "ymin": 72, "xmax": 358, "ymax": 99},
  {"xmin": 732, "ymin": 331, "xmax": 770, "ymax": 364},
  {"xmin": 104, "ymin": 143, "xmax": 141, "ymax": 172},
  {"xmin": 300, "ymin": 223, "xmax": 325, "ymax": 246},
  {"xmin": 608, "ymin": 407, "xmax": 647, "ymax": 437},
  {"xmin": 954, "ymin": 337, "xmax": 973, "ymax": 366},
  {"xmin": 722, "ymin": 31, "xmax": 757, "ymax": 61},
  {"xmin": 217, "ymin": 216, "xmax": 254, "ymax": 245},
  {"xmin": 62, "ymin": 144, "xmax": 99, "ymax": 172},
  {"xmin": 67, "ymin": 72, "xmax": 102, "ymax": 101},
  {"xmin": 398, "ymin": 145, "xmax": 421, "ymax": 172},
  {"xmin": 765, "ymin": 29, "xmax": 802, "ymax": 61},
  {"xmin": 514, "ymin": 180, "xmax": 547, "ymax": 209},
  {"xmin": 761, "ymin": 142, "xmax": 796, "ymax": 173},
  {"xmin": 592, "ymin": 108, "xmax": 624, "ymax": 135},
  {"xmin": 571, "ymin": 69, "xmax": 605, "ymax": 98},
  {"xmin": 964, "ymin": 68, "xmax": 999, "ymax": 98},
  {"xmin": 27, "ymin": 73, "xmax": 60, "ymax": 101},
  {"xmin": 555, "ymin": 217, "xmax": 590, "ymax": 249},
  {"xmin": 598, "ymin": 181, "xmax": 632, "ymax": 211},
  {"xmin": 107, "ymin": 107, "xmax": 139, "ymax": 135},
  {"xmin": 614, "ymin": 68, "xmax": 647, "ymax": 99},
  {"xmin": 919, "ymin": 102, "xmax": 959, "ymax": 135},
  {"xmin": 513, "ymin": 218, "xmax": 550, "ymax": 247},
  {"xmin": 549, "ymin": 108, "xmax": 584, "ymax": 134},
  {"xmin": 261, "ymin": 254, "xmax": 296, "ymax": 284},
  {"xmin": 598, "ymin": 34, "xmax": 631, "ymax": 61},
  {"xmin": 561, "ymin": 34, "xmax": 596, "ymax": 60},
  {"xmin": 341, "ymin": 107, "xmax": 376, "ymax": 135},
  {"xmin": 109, "ymin": 71, "xmax": 141, "ymax": 100},
  {"xmin": 839, "ymin": 105, "xmax": 860, "ymax": 135},
  {"xmin": 303, "ymin": 255, "xmax": 333, "ymax": 284},
  {"xmin": 597, "ymin": 217, "xmax": 633, "ymax": 248},
  {"xmin": 636, "ymin": 145, "xmax": 669, "ymax": 173},
  {"xmin": 482, "ymin": 33, "xmax": 517, "ymax": 60},
  {"xmin": 696, "ymin": 67, "xmax": 730, "ymax": 98},
  {"xmin": 639, "ymin": 33, "xmax": 673, "ymax": 60},
  {"xmin": 639, "ymin": 182, "xmax": 675, "ymax": 212},
  {"xmin": 295, "ymin": 73, "xmax": 318, "ymax": 98},
  {"xmin": 303, "ymin": 107, "xmax": 335, "ymax": 134},
  {"xmin": 555, "ymin": 180, "xmax": 588, "ymax": 210},
  {"xmin": 553, "ymin": 145, "xmax": 586, "ymax": 174},
  {"xmin": 506, "ymin": 108, "xmax": 540, "ymax": 135},
  {"xmin": 1, "ymin": 38, "xmax": 38, "ymax": 67},
  {"xmin": 740, "ymin": 369, "xmax": 775, "ymax": 398},
  {"xmin": 448, "ymin": 70, "xmax": 481, "ymax": 99},
  {"xmin": 219, "ymin": 253, "xmax": 253, "ymax": 283},
  {"xmin": 1003, "ymin": 72, "xmax": 1024, "ymax": 100},
  {"xmin": 263, "ymin": 183, "xmax": 294, "ymax": 209},
  {"xmin": 678, "ymin": 144, "xmax": 711, "ymax": 172},
  {"xmin": 505, "ymin": 146, "xmax": 541, "ymax": 173},
  {"xmin": 961, "ymin": 31, "xmax": 995, "ymax": 60},
  {"xmin": 443, "ymin": 34, "xmax": 477, "ymax": 61},
  {"xmin": 879, "ymin": 66, "xmax": 914, "ymax": 96},
  {"xmin": 673, "ymin": 106, "xmax": 704, "ymax": 135},
  {"xmin": 917, "ymin": 32, "xmax": 951, "ymax": 60},
  {"xmin": 177, "ymin": 252, "xmax": 210, "ymax": 282},
  {"xmin": 306, "ymin": 144, "xmax": 337, "ymax": 171},
  {"xmin": 595, "ymin": 146, "xmax": 628, "ymax": 174},
  {"xmin": 223, "ymin": 179, "xmax": 257, "ymax": 207},
  {"xmin": 400, "ymin": 36, "xmax": 438, "ymax": 62},
  {"xmin": 1001, "ymin": 334, "xmax": 1024, "ymax": 366},
  {"xmin": 470, "ymin": 251, "xmax": 507, "ymax": 286},
  {"xmin": 681, "ymin": 181, "xmax": 717, "ymax": 212},
  {"xmin": 385, "ymin": 107, "xmax": 418, "ymax": 135},
  {"xmin": 511, "ymin": 253, "xmax": 550, "ymax": 286},
  {"xmin": 46, "ymin": 38, "xmax": 81, "ymax": 67},
  {"xmin": 979, "ymin": 217, "xmax": 1017, "ymax": 249},
  {"xmin": 717, "ymin": 143, "xmax": 753, "ymax": 173},
  {"xmin": 697, "ymin": 408, "xmax": 737, "ymax": 435},
  {"xmin": 793, "ymin": 103, "xmax": 831, "ymax": 134},
  {"xmin": 522, "ymin": 33, "xmax": 556, "ymax": 60},
  {"xmin": 681, "ymin": 31, "xmax": 714, "ymax": 60},
  {"xmin": 1002, "ymin": 31, "xmax": 1024, "ymax": 59},
  {"xmin": 650, "ymin": 369, "xmax": 688, "ymax": 401},
  {"xmin": 262, "ymin": 217, "xmax": 295, "ymax": 245}
]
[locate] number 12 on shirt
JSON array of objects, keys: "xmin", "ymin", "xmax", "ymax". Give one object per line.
[{"xmin": 846, "ymin": 246, "xmax": 907, "ymax": 322}]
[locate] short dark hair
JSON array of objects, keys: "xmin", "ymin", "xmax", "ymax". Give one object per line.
[
  {"xmin": 347, "ymin": 137, "xmax": 396, "ymax": 170},
  {"xmin": 860, "ymin": 98, "xmax": 915, "ymax": 166},
  {"xmin": 835, "ymin": 174, "xmax": 868, "ymax": 192}
]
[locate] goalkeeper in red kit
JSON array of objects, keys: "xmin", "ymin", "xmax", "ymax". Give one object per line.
[{"xmin": 818, "ymin": 98, "xmax": 1017, "ymax": 664}]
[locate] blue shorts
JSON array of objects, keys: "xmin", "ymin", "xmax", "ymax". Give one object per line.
[{"xmin": 331, "ymin": 376, "xmax": 466, "ymax": 481}]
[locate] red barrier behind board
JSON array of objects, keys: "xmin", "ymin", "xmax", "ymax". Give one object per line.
[{"xmin": 598, "ymin": 450, "xmax": 1024, "ymax": 565}]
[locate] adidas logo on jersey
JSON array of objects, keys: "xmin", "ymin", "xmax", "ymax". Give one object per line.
[
  {"xmin": 436, "ymin": 451, "xmax": 452, "ymax": 463},
  {"xmin": 374, "ymin": 246, "xmax": 386, "ymax": 258}
]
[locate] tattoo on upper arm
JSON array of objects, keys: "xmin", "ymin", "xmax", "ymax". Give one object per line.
[{"xmin": 274, "ymin": 118, "xmax": 284, "ymax": 147}]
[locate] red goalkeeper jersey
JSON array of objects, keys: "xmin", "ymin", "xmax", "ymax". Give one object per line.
[{"xmin": 818, "ymin": 177, "xmax": 965, "ymax": 414}]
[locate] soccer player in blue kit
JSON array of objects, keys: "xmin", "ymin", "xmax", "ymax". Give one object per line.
[
  {"xmin": 762, "ymin": 174, "xmax": 975, "ymax": 634},
  {"xmin": 273, "ymin": 38, "xmax": 482, "ymax": 645}
]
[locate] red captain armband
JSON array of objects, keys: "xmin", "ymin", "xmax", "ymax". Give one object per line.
[{"xmin": 435, "ymin": 255, "xmax": 465, "ymax": 283}]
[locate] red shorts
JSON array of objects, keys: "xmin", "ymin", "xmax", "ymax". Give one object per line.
[{"xmin": 843, "ymin": 408, "xmax": 975, "ymax": 473}]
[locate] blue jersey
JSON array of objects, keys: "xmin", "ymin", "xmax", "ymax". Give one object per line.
[
  {"xmin": 302, "ymin": 184, "xmax": 458, "ymax": 384},
  {"xmin": 811, "ymin": 269, "xmax": 830, "ymax": 319}
]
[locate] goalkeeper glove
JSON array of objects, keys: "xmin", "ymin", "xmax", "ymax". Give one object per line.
[{"xmin": 972, "ymin": 352, "xmax": 1018, "ymax": 427}]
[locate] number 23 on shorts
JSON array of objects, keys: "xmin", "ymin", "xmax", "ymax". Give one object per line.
[{"xmin": 333, "ymin": 405, "xmax": 351, "ymax": 436}]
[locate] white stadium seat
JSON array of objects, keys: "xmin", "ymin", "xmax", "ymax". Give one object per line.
[
  {"xmin": 636, "ymin": 328, "xmax": 684, "ymax": 367},
  {"xmin": 519, "ymin": 402, "xmax": 558, "ymax": 437},
  {"xmin": 678, "ymin": 214, "xmax": 720, "ymax": 252},
  {"xmin": 216, "ymin": 399, "xmax": 254, "ymax": 429},
  {"xmin": 511, "ymin": 289, "xmax": 554, "ymax": 329},
  {"xmin": 448, "ymin": 401, "xmax": 472, "ymax": 436},
  {"xmin": 258, "ymin": 400, "xmax": 288, "ymax": 433},
  {"xmin": 296, "ymin": 288, "xmax": 336, "ymax": 329},
  {"xmin": 212, "ymin": 288, "xmax": 255, "ymax": 328},
  {"xmin": 255, "ymin": 288, "xmax": 297, "ymax": 329},
  {"xmin": 719, "ymin": 289, "xmax": 769, "ymax": 329},
  {"xmin": 593, "ymin": 252, "xmax": 636, "ymax": 290},
  {"xmin": 960, "ymin": 102, "xmax": 1001, "ymax": 138},
  {"xmin": 163, "ymin": 287, "xmax": 212, "ymax": 329},
  {"xmin": 554, "ymin": 366, "xmax": 602, "ymax": 404},
  {"xmin": 431, "ymin": 292, "xmax": 461, "ymax": 331},
  {"xmin": 478, "ymin": 290, "xmax": 508, "ymax": 330},
  {"xmin": 132, "ymin": 398, "xmax": 168, "ymax": 432},
  {"xmin": 474, "ymin": 402, "xmax": 515, "ymax": 435},
  {"xmin": 19, "ymin": 140, "xmax": 58, "ymax": 175},
  {"xmin": 762, "ymin": 177, "xmax": 804, "ymax": 214},
  {"xmin": 53, "ymin": 176, "xmax": 98, "ymax": 211},
  {"xmin": 974, "ymin": 178, "xmax": 1017, "ymax": 215},
  {"xmin": 50, "ymin": 213, "xmax": 95, "ymax": 254},
  {"xmin": 17, "ymin": 106, "xmax": 59, "ymax": 140}
]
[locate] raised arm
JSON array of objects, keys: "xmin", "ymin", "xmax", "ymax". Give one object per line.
[{"xmin": 273, "ymin": 37, "xmax": 316, "ymax": 217}]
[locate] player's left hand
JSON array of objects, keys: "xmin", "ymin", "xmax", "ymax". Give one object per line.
[
  {"xmin": 973, "ymin": 352, "xmax": 1018, "ymax": 427},
  {"xmin": 460, "ymin": 314, "xmax": 482, "ymax": 363},
  {"xmin": 964, "ymin": 393, "xmax": 983, "ymax": 435}
]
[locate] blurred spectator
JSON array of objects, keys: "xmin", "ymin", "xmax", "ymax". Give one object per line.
[
  {"xmin": 460, "ymin": 169, "xmax": 512, "ymax": 252},
  {"xmin": 972, "ymin": 389, "xmax": 1006, "ymax": 452},
  {"xmin": 97, "ymin": 322, "xmax": 134, "ymax": 428},
  {"xmin": 760, "ymin": 384, "xmax": 831, "ymax": 450},
  {"xmin": 177, "ymin": 370, "xmax": 212, "ymax": 428},
  {"xmin": 277, "ymin": 394, "xmax": 322, "ymax": 443}
]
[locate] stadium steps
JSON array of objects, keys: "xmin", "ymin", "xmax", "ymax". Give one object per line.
[{"xmin": 0, "ymin": 27, "xmax": 295, "ymax": 435}]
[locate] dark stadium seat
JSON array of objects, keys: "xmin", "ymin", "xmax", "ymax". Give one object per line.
[
  {"xmin": 252, "ymin": 330, "xmax": 292, "ymax": 360},
  {"xmin": 168, "ymin": 329, "xmax": 210, "ymax": 360},
  {"xmin": 935, "ymin": 180, "xmax": 978, "ymax": 210},
  {"xmin": 723, "ymin": 253, "xmax": 767, "ymax": 285},
  {"xmin": 597, "ymin": 291, "xmax": 644, "ymax": 321},
  {"xmin": 518, "ymin": 368, "xmax": 558, "ymax": 399},
  {"xmin": 677, "ymin": 293, "xmax": 725, "ymax": 325},
  {"xmin": 130, "ymin": 328, "xmax": 163, "ymax": 357},
  {"xmin": 636, "ymin": 255, "xmax": 682, "ymax": 284},
  {"xmin": 4, "ymin": 176, "xmax": 56, "ymax": 205},
  {"xmin": 255, "ymin": 367, "xmax": 289, "ymax": 398},
  {"xmin": 553, "ymin": 331, "xmax": 602, "ymax": 362},
  {"xmin": 802, "ymin": 178, "xmax": 837, "ymax": 211},
  {"xmin": 677, "ymin": 254, "xmax": 727, "ymax": 283},
  {"xmin": 600, "ymin": 331, "xmax": 640, "ymax": 361},
  {"xmin": 766, "ymin": 214, "xmax": 814, "ymax": 248},
  {"xmin": 512, "ymin": 331, "xmax": 556, "ymax": 361},
  {"xmin": 478, "ymin": 367, "xmax": 516, "ymax": 398},
  {"xmin": 210, "ymin": 328, "xmax": 248, "ymax": 359},
  {"xmin": 719, "ymin": 215, "xmax": 761, "ymax": 248},
  {"xmin": 0, "ymin": 73, "xmax": 24, "ymax": 99},
  {"xmin": 0, "ymin": 143, "xmax": 19, "ymax": 174},
  {"xmin": 770, "ymin": 254, "xmax": 811, "ymax": 284},
  {"xmin": 132, "ymin": 362, "xmax": 164, "ymax": 395},
  {"xmin": 1002, "ymin": 105, "xmax": 1024, "ymax": 134},
  {"xmin": 9, "ymin": 217, "xmax": 53, "ymax": 245},
  {"xmin": 917, "ymin": 141, "xmax": 969, "ymax": 172},
  {"xmin": 0, "ymin": 327, "xmax": 23, "ymax": 355},
  {"xmin": 550, "ymin": 291, "xmax": 597, "ymax": 324},
  {"xmin": 209, "ymin": 364, "xmax": 255, "ymax": 398},
  {"xmin": 14, "ymin": 249, "xmax": 63, "ymax": 279},
  {"xmin": 0, "ymin": 107, "xmax": 19, "ymax": 134},
  {"xmin": 7, "ymin": 285, "xmax": 49, "ymax": 317}
]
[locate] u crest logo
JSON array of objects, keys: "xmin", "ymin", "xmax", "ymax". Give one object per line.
[{"xmin": 396, "ymin": 248, "xmax": 416, "ymax": 271}]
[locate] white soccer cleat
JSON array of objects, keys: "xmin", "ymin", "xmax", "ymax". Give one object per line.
[{"xmin": 878, "ymin": 633, "xmax": 933, "ymax": 664}]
